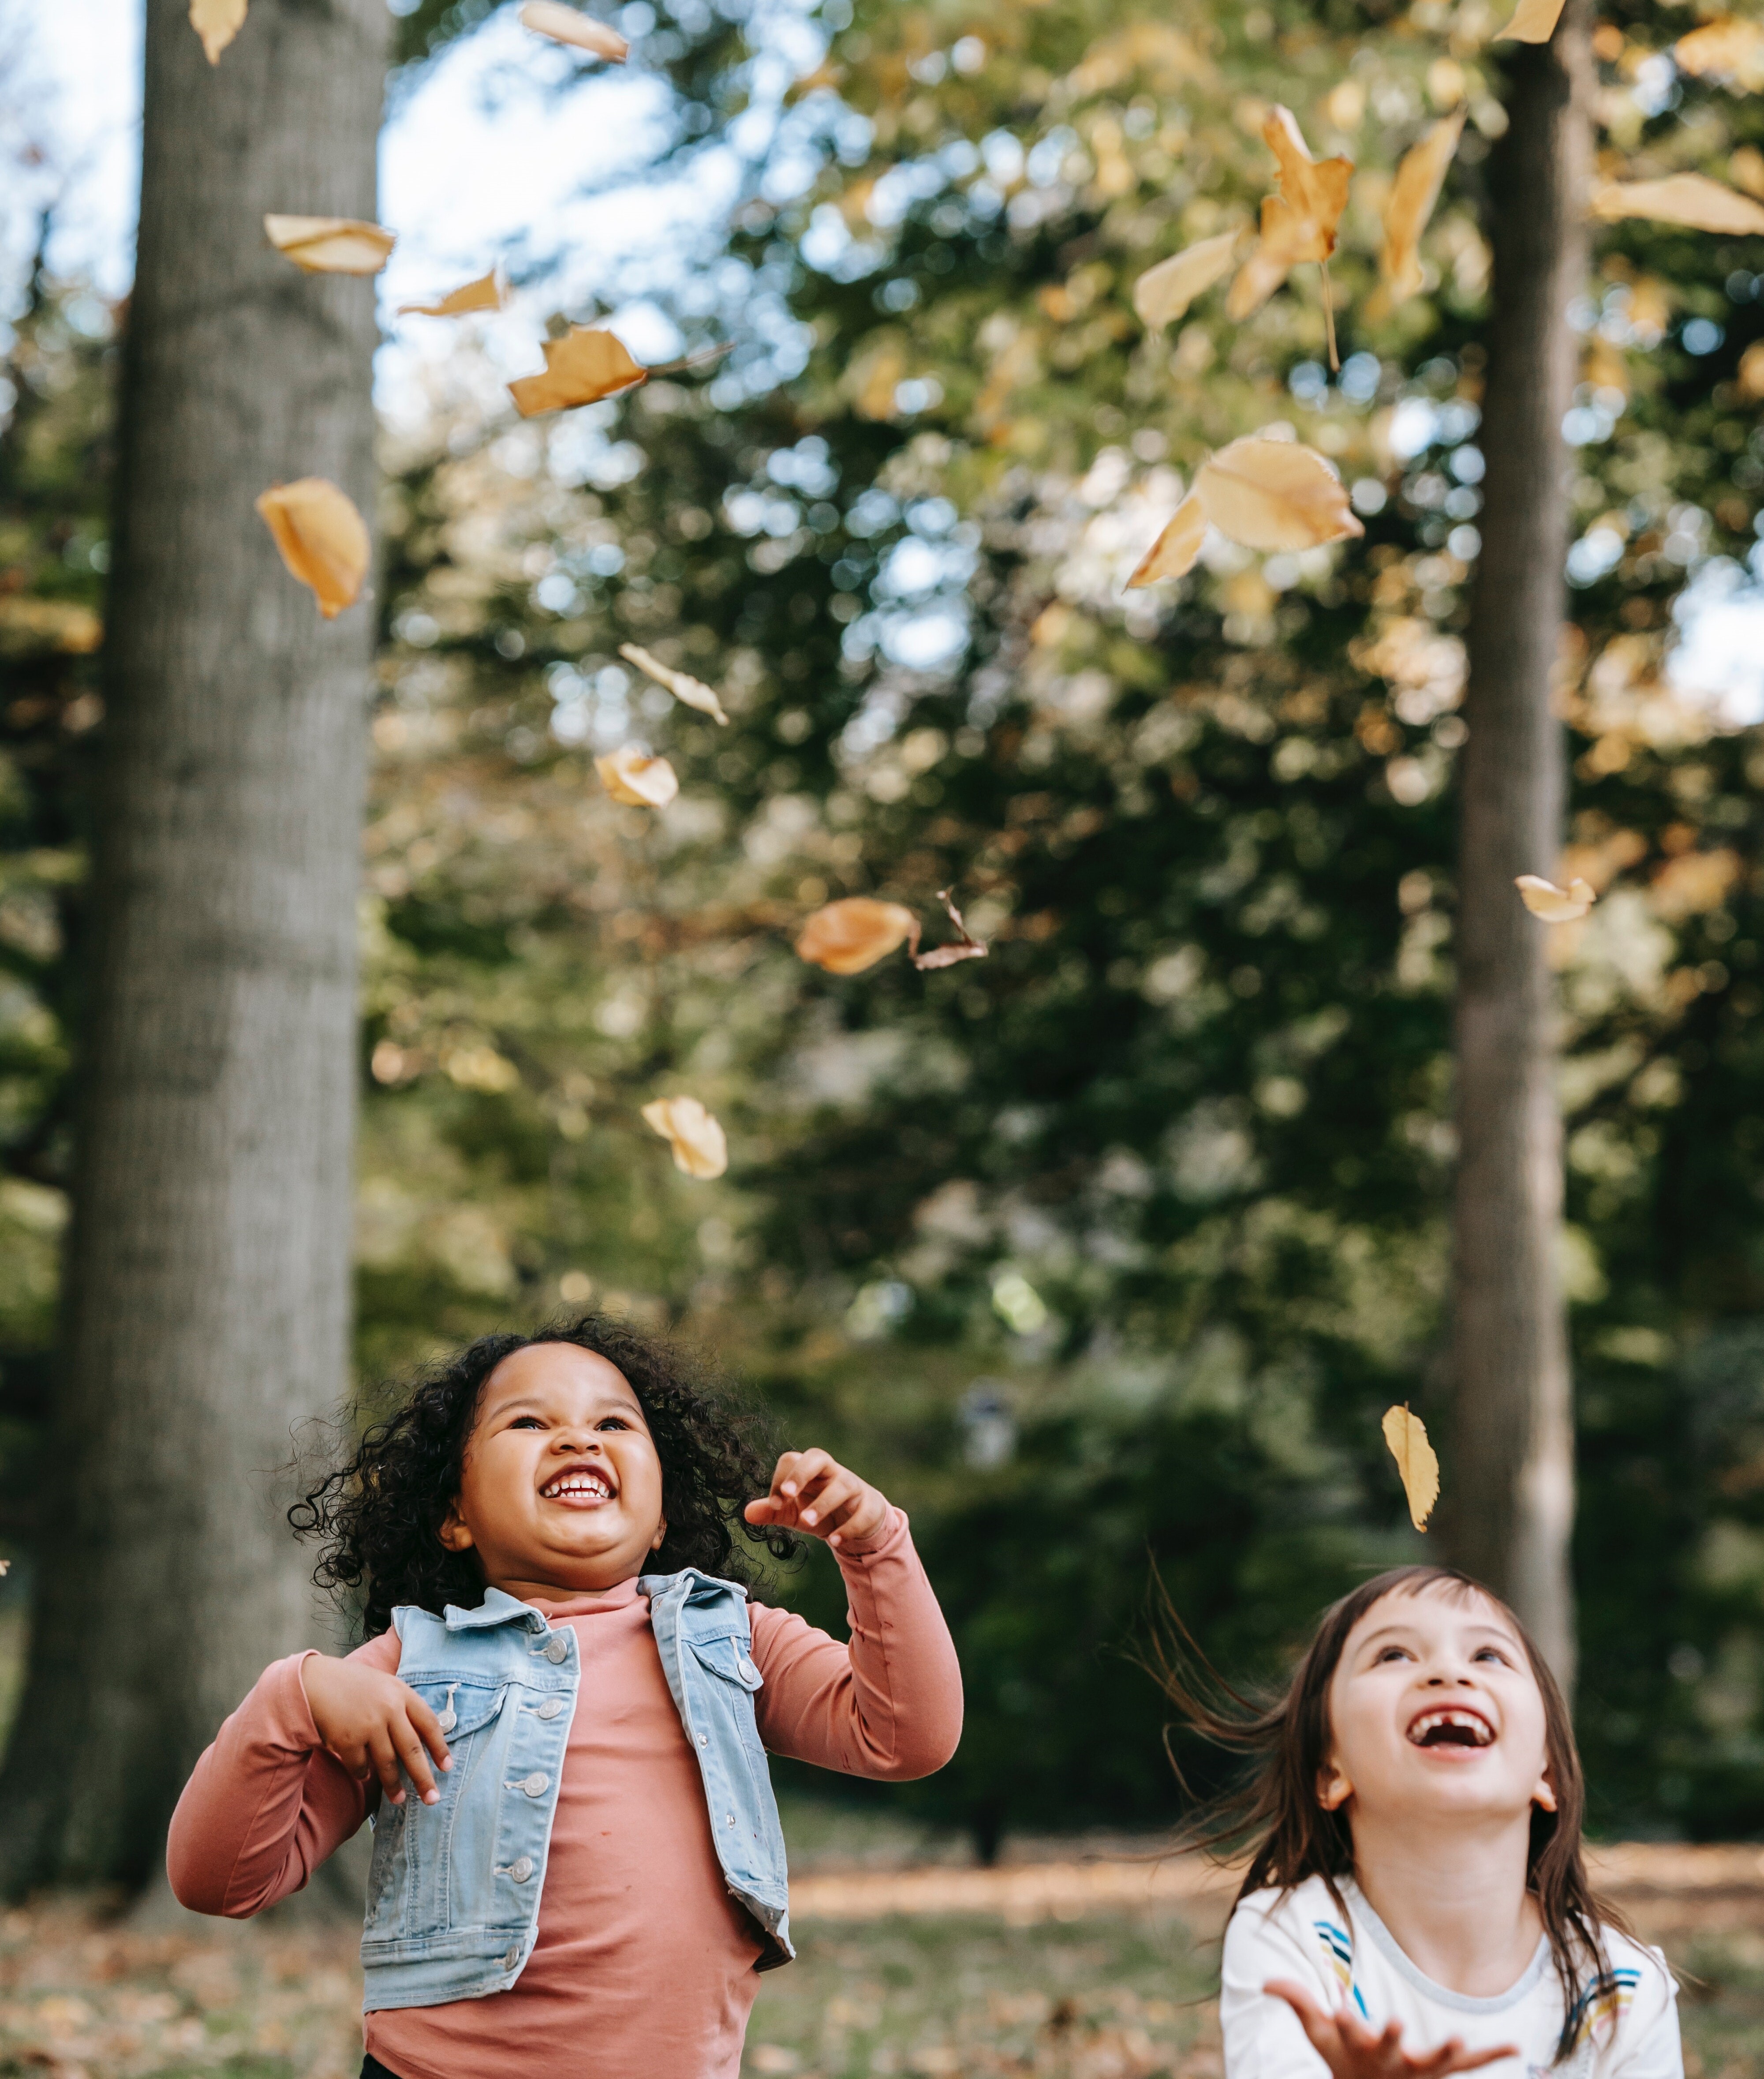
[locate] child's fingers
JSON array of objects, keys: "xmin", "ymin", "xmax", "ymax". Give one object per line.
[
  {"xmin": 400, "ymin": 1686, "xmax": 454, "ymax": 1774},
  {"xmin": 366, "ymin": 1727, "xmax": 408, "ymax": 1805},
  {"xmin": 1440, "ymin": 2046, "xmax": 1519, "ymax": 2075},
  {"xmin": 798, "ymin": 1470, "xmax": 862, "ymax": 1528},
  {"xmin": 776, "ymin": 1448, "xmax": 838, "ymax": 1508},
  {"xmin": 1263, "ymin": 1980, "xmax": 1343, "ymax": 2063},
  {"xmin": 392, "ymin": 1718, "xmax": 441, "ymax": 1805}
]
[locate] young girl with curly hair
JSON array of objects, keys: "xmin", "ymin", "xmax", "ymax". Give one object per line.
[
  {"xmin": 1163, "ymin": 1567, "xmax": 1680, "ymax": 2079},
  {"xmin": 168, "ymin": 1316, "xmax": 962, "ymax": 2079}
]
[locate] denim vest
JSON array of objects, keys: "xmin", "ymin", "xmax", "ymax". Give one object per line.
[{"xmin": 359, "ymin": 1570, "xmax": 792, "ymax": 2013}]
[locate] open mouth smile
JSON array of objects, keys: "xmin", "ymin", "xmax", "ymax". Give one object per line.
[
  {"xmin": 1407, "ymin": 1705, "xmax": 1495, "ymax": 1749},
  {"xmin": 540, "ymin": 1465, "xmax": 616, "ymax": 1507}
]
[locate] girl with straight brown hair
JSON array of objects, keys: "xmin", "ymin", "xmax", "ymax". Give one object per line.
[{"xmin": 1161, "ymin": 1566, "xmax": 1681, "ymax": 2078}]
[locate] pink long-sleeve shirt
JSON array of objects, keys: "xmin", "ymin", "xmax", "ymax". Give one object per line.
[{"xmin": 168, "ymin": 1507, "xmax": 960, "ymax": 2079}]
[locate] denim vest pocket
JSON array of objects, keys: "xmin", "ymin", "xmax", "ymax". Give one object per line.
[
  {"xmin": 363, "ymin": 1680, "xmax": 511, "ymax": 1948},
  {"xmin": 688, "ymin": 1634, "xmax": 765, "ymax": 1693}
]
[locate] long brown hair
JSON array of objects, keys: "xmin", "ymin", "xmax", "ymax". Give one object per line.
[{"xmin": 1157, "ymin": 1566, "xmax": 1627, "ymax": 2062}]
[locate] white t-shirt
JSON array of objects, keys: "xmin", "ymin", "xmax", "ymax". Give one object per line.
[{"xmin": 1221, "ymin": 1876, "xmax": 1682, "ymax": 2079}]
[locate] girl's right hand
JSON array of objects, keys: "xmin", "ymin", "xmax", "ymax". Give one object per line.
[
  {"xmin": 1264, "ymin": 1982, "xmax": 1519, "ymax": 2079},
  {"xmin": 300, "ymin": 1654, "xmax": 453, "ymax": 1807}
]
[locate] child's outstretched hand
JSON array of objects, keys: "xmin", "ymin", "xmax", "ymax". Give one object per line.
[
  {"xmin": 1265, "ymin": 1982, "xmax": 1518, "ymax": 2079},
  {"xmin": 301, "ymin": 1653, "xmax": 454, "ymax": 1807},
  {"xmin": 744, "ymin": 1449, "xmax": 889, "ymax": 1549}
]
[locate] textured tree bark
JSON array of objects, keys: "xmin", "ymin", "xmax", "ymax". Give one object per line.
[
  {"xmin": 1448, "ymin": 0, "xmax": 1591, "ymax": 1689},
  {"xmin": 0, "ymin": 0, "xmax": 387, "ymax": 1889}
]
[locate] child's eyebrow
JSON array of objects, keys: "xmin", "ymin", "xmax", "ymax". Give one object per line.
[{"xmin": 484, "ymin": 1393, "xmax": 646, "ymax": 1423}]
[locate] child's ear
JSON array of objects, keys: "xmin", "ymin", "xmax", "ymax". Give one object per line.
[
  {"xmin": 1533, "ymin": 1765, "xmax": 1558, "ymax": 1814},
  {"xmin": 439, "ymin": 1501, "xmax": 475, "ymax": 1554},
  {"xmin": 650, "ymin": 1519, "xmax": 668, "ymax": 1553},
  {"xmin": 1316, "ymin": 1757, "xmax": 1353, "ymax": 1812}
]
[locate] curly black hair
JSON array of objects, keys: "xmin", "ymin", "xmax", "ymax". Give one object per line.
[{"xmin": 290, "ymin": 1313, "xmax": 800, "ymax": 1639}]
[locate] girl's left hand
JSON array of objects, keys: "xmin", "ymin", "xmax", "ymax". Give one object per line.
[{"xmin": 745, "ymin": 1449, "xmax": 889, "ymax": 1548}]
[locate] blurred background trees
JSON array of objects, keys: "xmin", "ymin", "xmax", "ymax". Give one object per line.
[{"xmin": 6, "ymin": 0, "xmax": 1764, "ymax": 1874}]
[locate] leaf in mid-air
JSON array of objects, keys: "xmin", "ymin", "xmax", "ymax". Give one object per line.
[
  {"xmin": 520, "ymin": 0, "xmax": 629, "ymax": 59},
  {"xmin": 641, "ymin": 1097, "xmax": 728, "ymax": 1179},
  {"xmin": 398, "ymin": 270, "xmax": 506, "ymax": 318},
  {"xmin": 1132, "ymin": 232, "xmax": 1241, "ymax": 329},
  {"xmin": 911, "ymin": 890, "xmax": 990, "ymax": 971},
  {"xmin": 1674, "ymin": 17, "xmax": 1764, "ymax": 86},
  {"xmin": 264, "ymin": 215, "xmax": 396, "ymax": 276},
  {"xmin": 595, "ymin": 746, "xmax": 679, "ymax": 808},
  {"xmin": 1381, "ymin": 113, "xmax": 1466, "ymax": 304},
  {"xmin": 255, "ymin": 479, "xmax": 370, "ymax": 619},
  {"xmin": 1126, "ymin": 491, "xmax": 1208, "ymax": 588},
  {"xmin": 508, "ymin": 328, "xmax": 647, "ymax": 416},
  {"xmin": 796, "ymin": 899, "xmax": 922, "ymax": 975},
  {"xmin": 1382, "ymin": 1405, "xmax": 1440, "ymax": 1532},
  {"xmin": 618, "ymin": 643, "xmax": 731, "ymax": 725},
  {"xmin": 1591, "ymin": 174, "xmax": 1764, "ymax": 235},
  {"xmin": 1496, "ymin": 0, "xmax": 1566, "ymax": 41},
  {"xmin": 190, "ymin": 0, "xmax": 247, "ymax": 63},
  {"xmin": 1194, "ymin": 436, "xmax": 1363, "ymax": 552},
  {"xmin": 1515, "ymin": 875, "xmax": 1596, "ymax": 922}
]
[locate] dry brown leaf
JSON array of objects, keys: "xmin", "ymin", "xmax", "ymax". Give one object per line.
[
  {"xmin": 1227, "ymin": 108, "xmax": 1351, "ymax": 355},
  {"xmin": 1382, "ymin": 1405, "xmax": 1440, "ymax": 1532},
  {"xmin": 1132, "ymin": 232, "xmax": 1240, "ymax": 329},
  {"xmin": 1496, "ymin": 0, "xmax": 1566, "ymax": 40},
  {"xmin": 796, "ymin": 898, "xmax": 921, "ymax": 975},
  {"xmin": 595, "ymin": 745, "xmax": 679, "ymax": 808},
  {"xmin": 1126, "ymin": 491, "xmax": 1207, "ymax": 588},
  {"xmin": 520, "ymin": 0, "xmax": 629, "ymax": 60},
  {"xmin": 618, "ymin": 642, "xmax": 730, "ymax": 725},
  {"xmin": 264, "ymin": 215, "xmax": 396, "ymax": 276},
  {"xmin": 641, "ymin": 1097, "xmax": 727, "ymax": 1179},
  {"xmin": 190, "ymin": 0, "xmax": 247, "ymax": 62},
  {"xmin": 1381, "ymin": 112, "xmax": 1466, "ymax": 303},
  {"xmin": 1591, "ymin": 173, "xmax": 1764, "ymax": 235},
  {"xmin": 1195, "ymin": 437, "xmax": 1363, "ymax": 552},
  {"xmin": 254, "ymin": 479, "xmax": 370, "ymax": 619},
  {"xmin": 1223, "ymin": 243, "xmax": 1293, "ymax": 321},
  {"xmin": 912, "ymin": 890, "xmax": 990, "ymax": 971},
  {"xmin": 1515, "ymin": 874, "xmax": 1596, "ymax": 922},
  {"xmin": 1675, "ymin": 16, "xmax": 1764, "ymax": 83},
  {"xmin": 508, "ymin": 327, "xmax": 647, "ymax": 416},
  {"xmin": 397, "ymin": 270, "xmax": 506, "ymax": 319}
]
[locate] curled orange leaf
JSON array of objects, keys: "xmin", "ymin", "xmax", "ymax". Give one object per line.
[
  {"xmin": 255, "ymin": 479, "xmax": 370, "ymax": 619},
  {"xmin": 1195, "ymin": 436, "xmax": 1362, "ymax": 552},
  {"xmin": 1496, "ymin": 0, "xmax": 1566, "ymax": 41},
  {"xmin": 1132, "ymin": 231, "xmax": 1240, "ymax": 329},
  {"xmin": 1381, "ymin": 112, "xmax": 1466, "ymax": 304},
  {"xmin": 508, "ymin": 327, "xmax": 647, "ymax": 417},
  {"xmin": 1382, "ymin": 1405, "xmax": 1440, "ymax": 1532},
  {"xmin": 1591, "ymin": 173, "xmax": 1764, "ymax": 235},
  {"xmin": 520, "ymin": 0, "xmax": 629, "ymax": 59},
  {"xmin": 618, "ymin": 642, "xmax": 730, "ymax": 725},
  {"xmin": 1515, "ymin": 874, "xmax": 1595, "ymax": 922},
  {"xmin": 398, "ymin": 270, "xmax": 506, "ymax": 319},
  {"xmin": 264, "ymin": 215, "xmax": 395, "ymax": 276},
  {"xmin": 641, "ymin": 1097, "xmax": 727, "ymax": 1179},
  {"xmin": 1126, "ymin": 491, "xmax": 1207, "ymax": 588},
  {"xmin": 912, "ymin": 889, "xmax": 990, "ymax": 971},
  {"xmin": 190, "ymin": 0, "xmax": 247, "ymax": 62},
  {"xmin": 796, "ymin": 898, "xmax": 920, "ymax": 975},
  {"xmin": 595, "ymin": 745, "xmax": 678, "ymax": 808}
]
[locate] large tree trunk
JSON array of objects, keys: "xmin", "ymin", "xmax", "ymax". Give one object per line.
[
  {"xmin": 0, "ymin": 0, "xmax": 386, "ymax": 1889},
  {"xmin": 1449, "ymin": 0, "xmax": 1591, "ymax": 1687}
]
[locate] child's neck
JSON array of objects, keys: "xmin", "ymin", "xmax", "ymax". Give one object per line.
[{"xmin": 1348, "ymin": 1807, "xmax": 1544, "ymax": 1998}]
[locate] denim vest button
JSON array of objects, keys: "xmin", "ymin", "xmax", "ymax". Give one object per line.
[
  {"xmin": 516, "ymin": 1772, "xmax": 550, "ymax": 1797},
  {"xmin": 535, "ymin": 1697, "xmax": 564, "ymax": 1720},
  {"xmin": 542, "ymin": 1637, "xmax": 568, "ymax": 1663},
  {"xmin": 508, "ymin": 1856, "xmax": 535, "ymax": 1882},
  {"xmin": 503, "ymin": 1948, "xmax": 520, "ymax": 1970}
]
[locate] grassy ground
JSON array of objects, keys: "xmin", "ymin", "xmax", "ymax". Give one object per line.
[{"xmin": 0, "ymin": 1813, "xmax": 1759, "ymax": 2077}]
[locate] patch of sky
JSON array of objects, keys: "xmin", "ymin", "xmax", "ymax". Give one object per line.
[{"xmin": 1669, "ymin": 558, "xmax": 1764, "ymax": 727}]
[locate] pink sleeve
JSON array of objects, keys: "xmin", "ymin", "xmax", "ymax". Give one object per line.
[
  {"xmin": 749, "ymin": 1506, "xmax": 962, "ymax": 1781},
  {"xmin": 165, "ymin": 1630, "xmax": 402, "ymax": 1916}
]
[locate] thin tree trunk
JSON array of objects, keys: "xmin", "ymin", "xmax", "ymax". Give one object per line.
[
  {"xmin": 1449, "ymin": 0, "xmax": 1590, "ymax": 1688},
  {"xmin": 0, "ymin": 0, "xmax": 386, "ymax": 1889}
]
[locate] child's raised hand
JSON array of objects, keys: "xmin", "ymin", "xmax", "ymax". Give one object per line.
[
  {"xmin": 744, "ymin": 1449, "xmax": 889, "ymax": 1548},
  {"xmin": 1264, "ymin": 1982, "xmax": 1518, "ymax": 2079},
  {"xmin": 300, "ymin": 1654, "xmax": 454, "ymax": 1808}
]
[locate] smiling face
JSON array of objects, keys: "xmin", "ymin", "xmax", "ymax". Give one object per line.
[
  {"xmin": 439, "ymin": 1343, "xmax": 668, "ymax": 1600},
  {"xmin": 1318, "ymin": 1581, "xmax": 1556, "ymax": 1830}
]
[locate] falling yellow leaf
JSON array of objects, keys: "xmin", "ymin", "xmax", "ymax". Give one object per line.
[
  {"xmin": 1591, "ymin": 173, "xmax": 1764, "ymax": 235},
  {"xmin": 1515, "ymin": 874, "xmax": 1596, "ymax": 922},
  {"xmin": 618, "ymin": 642, "xmax": 730, "ymax": 725},
  {"xmin": 1126, "ymin": 491, "xmax": 1208, "ymax": 588},
  {"xmin": 1739, "ymin": 339, "xmax": 1764, "ymax": 398},
  {"xmin": 1382, "ymin": 1405, "xmax": 1440, "ymax": 1532},
  {"xmin": 1228, "ymin": 108, "xmax": 1351, "ymax": 356},
  {"xmin": 254, "ymin": 479, "xmax": 370, "ymax": 619},
  {"xmin": 1195, "ymin": 436, "xmax": 1363, "ymax": 553},
  {"xmin": 1381, "ymin": 112, "xmax": 1466, "ymax": 304},
  {"xmin": 264, "ymin": 215, "xmax": 396, "ymax": 276},
  {"xmin": 190, "ymin": 0, "xmax": 247, "ymax": 62},
  {"xmin": 1673, "ymin": 15, "xmax": 1764, "ymax": 83},
  {"xmin": 1224, "ymin": 244, "xmax": 1295, "ymax": 322},
  {"xmin": 1496, "ymin": 0, "xmax": 1566, "ymax": 41},
  {"xmin": 796, "ymin": 898, "xmax": 921, "ymax": 974},
  {"xmin": 641, "ymin": 1097, "xmax": 727, "ymax": 1179},
  {"xmin": 519, "ymin": 0, "xmax": 629, "ymax": 60},
  {"xmin": 912, "ymin": 889, "xmax": 990, "ymax": 971},
  {"xmin": 508, "ymin": 327, "xmax": 647, "ymax": 416},
  {"xmin": 1132, "ymin": 232, "xmax": 1240, "ymax": 329},
  {"xmin": 595, "ymin": 745, "xmax": 679, "ymax": 808},
  {"xmin": 397, "ymin": 270, "xmax": 506, "ymax": 319}
]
